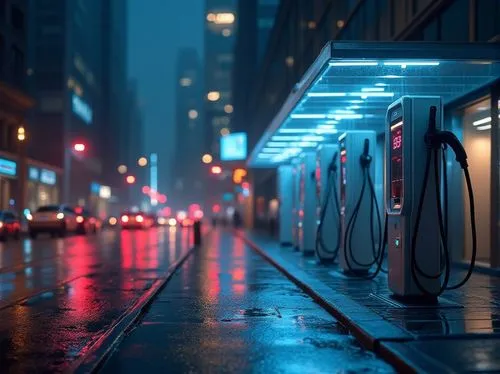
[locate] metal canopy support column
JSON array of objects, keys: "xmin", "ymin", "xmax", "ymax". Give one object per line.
[{"xmin": 490, "ymin": 82, "xmax": 500, "ymax": 267}]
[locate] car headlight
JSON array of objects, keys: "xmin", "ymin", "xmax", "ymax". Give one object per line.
[
  {"xmin": 56, "ymin": 212, "xmax": 64, "ymax": 220},
  {"xmin": 0, "ymin": 221, "xmax": 3, "ymax": 228},
  {"xmin": 26, "ymin": 214, "xmax": 33, "ymax": 221}
]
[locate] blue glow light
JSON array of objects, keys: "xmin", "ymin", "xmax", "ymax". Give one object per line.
[
  {"xmin": 329, "ymin": 61, "xmax": 378, "ymax": 66},
  {"xmin": 290, "ymin": 114, "xmax": 327, "ymax": 119},
  {"xmin": 361, "ymin": 87, "xmax": 385, "ymax": 92},
  {"xmin": 307, "ymin": 92, "xmax": 346, "ymax": 97},
  {"xmin": 383, "ymin": 61, "xmax": 440, "ymax": 67}
]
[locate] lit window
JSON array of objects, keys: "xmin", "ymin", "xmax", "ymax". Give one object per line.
[
  {"xmin": 180, "ymin": 77, "xmax": 192, "ymax": 87},
  {"xmin": 308, "ymin": 21, "xmax": 316, "ymax": 29},
  {"xmin": 337, "ymin": 20, "xmax": 345, "ymax": 28},
  {"xmin": 208, "ymin": 13, "xmax": 235, "ymax": 25},
  {"xmin": 188, "ymin": 109, "xmax": 198, "ymax": 119},
  {"xmin": 224, "ymin": 104, "xmax": 233, "ymax": 114},
  {"xmin": 220, "ymin": 128, "xmax": 230, "ymax": 136},
  {"xmin": 222, "ymin": 28, "xmax": 231, "ymax": 37},
  {"xmin": 285, "ymin": 56, "xmax": 294, "ymax": 67},
  {"xmin": 207, "ymin": 91, "xmax": 220, "ymax": 101}
]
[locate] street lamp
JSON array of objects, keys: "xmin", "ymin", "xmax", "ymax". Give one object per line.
[
  {"xmin": 138, "ymin": 157, "xmax": 148, "ymax": 167},
  {"xmin": 202, "ymin": 154, "xmax": 213, "ymax": 164},
  {"xmin": 117, "ymin": 164, "xmax": 127, "ymax": 174},
  {"xmin": 126, "ymin": 175, "xmax": 136, "ymax": 184}
]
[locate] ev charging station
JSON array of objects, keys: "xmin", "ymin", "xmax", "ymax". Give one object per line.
[
  {"xmin": 386, "ymin": 96, "xmax": 443, "ymax": 298},
  {"xmin": 277, "ymin": 165, "xmax": 294, "ymax": 246},
  {"xmin": 298, "ymin": 152, "xmax": 316, "ymax": 255},
  {"xmin": 338, "ymin": 130, "xmax": 379, "ymax": 274},
  {"xmin": 315, "ymin": 144, "xmax": 340, "ymax": 262}
]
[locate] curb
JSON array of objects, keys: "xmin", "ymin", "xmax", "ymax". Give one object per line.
[
  {"xmin": 71, "ymin": 234, "xmax": 208, "ymax": 374},
  {"xmin": 234, "ymin": 231, "xmax": 434, "ymax": 374}
]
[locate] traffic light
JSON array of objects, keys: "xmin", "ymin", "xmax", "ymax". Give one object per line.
[{"xmin": 73, "ymin": 143, "xmax": 86, "ymax": 152}]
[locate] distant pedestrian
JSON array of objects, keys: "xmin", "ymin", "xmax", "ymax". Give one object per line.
[{"xmin": 233, "ymin": 210, "xmax": 242, "ymax": 228}]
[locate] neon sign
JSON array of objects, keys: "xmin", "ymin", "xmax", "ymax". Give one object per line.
[{"xmin": 72, "ymin": 94, "xmax": 93, "ymax": 124}]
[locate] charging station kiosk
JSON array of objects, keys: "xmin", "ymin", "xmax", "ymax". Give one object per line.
[
  {"xmin": 316, "ymin": 144, "xmax": 340, "ymax": 261},
  {"xmin": 386, "ymin": 96, "xmax": 442, "ymax": 297},
  {"xmin": 298, "ymin": 152, "xmax": 316, "ymax": 255},
  {"xmin": 338, "ymin": 131, "xmax": 378, "ymax": 273},
  {"xmin": 292, "ymin": 159, "xmax": 301, "ymax": 249},
  {"xmin": 277, "ymin": 165, "xmax": 293, "ymax": 246}
]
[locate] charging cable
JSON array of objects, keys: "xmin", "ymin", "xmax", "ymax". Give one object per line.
[
  {"xmin": 315, "ymin": 152, "xmax": 341, "ymax": 263},
  {"xmin": 343, "ymin": 139, "xmax": 385, "ymax": 278},
  {"xmin": 410, "ymin": 106, "xmax": 477, "ymax": 297}
]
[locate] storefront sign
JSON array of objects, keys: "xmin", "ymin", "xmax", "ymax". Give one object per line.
[
  {"xmin": 99, "ymin": 185, "xmax": 111, "ymax": 199},
  {"xmin": 40, "ymin": 169, "xmax": 57, "ymax": 185},
  {"xmin": 0, "ymin": 158, "xmax": 16, "ymax": 176},
  {"xmin": 91, "ymin": 182, "xmax": 100, "ymax": 195},
  {"xmin": 72, "ymin": 94, "xmax": 93, "ymax": 125},
  {"xmin": 29, "ymin": 167, "xmax": 40, "ymax": 181}
]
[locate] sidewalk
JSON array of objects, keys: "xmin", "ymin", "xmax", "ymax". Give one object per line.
[
  {"xmin": 237, "ymin": 230, "xmax": 500, "ymax": 373},
  {"xmin": 99, "ymin": 230, "xmax": 395, "ymax": 373}
]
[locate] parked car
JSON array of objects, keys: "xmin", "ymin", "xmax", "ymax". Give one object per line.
[
  {"xmin": 120, "ymin": 211, "xmax": 154, "ymax": 230},
  {"xmin": 27, "ymin": 205, "xmax": 79, "ymax": 238},
  {"xmin": 73, "ymin": 206, "xmax": 101, "ymax": 234},
  {"xmin": 0, "ymin": 210, "xmax": 21, "ymax": 241}
]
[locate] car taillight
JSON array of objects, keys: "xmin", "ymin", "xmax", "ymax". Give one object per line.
[
  {"xmin": 76, "ymin": 216, "xmax": 84, "ymax": 223},
  {"xmin": 121, "ymin": 215, "xmax": 129, "ymax": 223},
  {"xmin": 136, "ymin": 215, "xmax": 144, "ymax": 223}
]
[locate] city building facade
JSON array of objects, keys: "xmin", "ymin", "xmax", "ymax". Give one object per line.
[
  {"xmin": 203, "ymin": 0, "xmax": 238, "ymax": 212},
  {"xmin": 248, "ymin": 0, "xmax": 500, "ymax": 265},
  {"xmin": 173, "ymin": 48, "xmax": 204, "ymax": 210},
  {"xmin": 0, "ymin": 0, "xmax": 39, "ymax": 215},
  {"xmin": 26, "ymin": 0, "xmax": 130, "ymax": 217}
]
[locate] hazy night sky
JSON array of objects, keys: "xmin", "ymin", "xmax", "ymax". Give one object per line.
[{"xmin": 127, "ymin": 0, "xmax": 204, "ymax": 191}]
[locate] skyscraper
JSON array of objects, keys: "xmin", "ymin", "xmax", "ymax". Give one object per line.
[
  {"xmin": 204, "ymin": 0, "xmax": 237, "ymax": 158},
  {"xmin": 173, "ymin": 48, "xmax": 203, "ymax": 209},
  {"xmin": 27, "ymin": 0, "xmax": 129, "ymax": 216},
  {"xmin": 232, "ymin": 0, "xmax": 279, "ymax": 135}
]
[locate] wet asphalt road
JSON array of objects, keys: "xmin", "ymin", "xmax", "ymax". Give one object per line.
[
  {"xmin": 0, "ymin": 226, "xmax": 192, "ymax": 373},
  {"xmin": 101, "ymin": 230, "xmax": 395, "ymax": 374}
]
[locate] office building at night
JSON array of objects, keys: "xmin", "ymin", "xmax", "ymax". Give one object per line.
[
  {"xmin": 0, "ymin": 0, "xmax": 36, "ymax": 214},
  {"xmin": 204, "ymin": 0, "xmax": 237, "ymax": 158},
  {"xmin": 173, "ymin": 48, "xmax": 204, "ymax": 209},
  {"xmin": 27, "ymin": 0, "xmax": 130, "ymax": 216}
]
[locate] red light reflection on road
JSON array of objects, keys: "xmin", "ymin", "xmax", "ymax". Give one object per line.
[
  {"xmin": 231, "ymin": 238, "xmax": 247, "ymax": 296},
  {"xmin": 66, "ymin": 236, "xmax": 97, "ymax": 319}
]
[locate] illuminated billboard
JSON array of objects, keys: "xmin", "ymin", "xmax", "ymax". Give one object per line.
[{"xmin": 220, "ymin": 132, "xmax": 247, "ymax": 161}]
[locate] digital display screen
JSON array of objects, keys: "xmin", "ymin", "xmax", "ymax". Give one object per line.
[
  {"xmin": 390, "ymin": 117, "xmax": 403, "ymax": 209},
  {"xmin": 220, "ymin": 132, "xmax": 247, "ymax": 161},
  {"xmin": 339, "ymin": 144, "xmax": 347, "ymax": 209}
]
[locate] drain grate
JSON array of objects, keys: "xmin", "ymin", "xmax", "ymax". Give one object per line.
[{"xmin": 370, "ymin": 293, "xmax": 463, "ymax": 309}]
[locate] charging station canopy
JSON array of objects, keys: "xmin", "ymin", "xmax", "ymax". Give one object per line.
[{"xmin": 248, "ymin": 42, "xmax": 500, "ymax": 168}]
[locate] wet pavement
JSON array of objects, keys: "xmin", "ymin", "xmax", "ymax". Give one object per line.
[
  {"xmin": 239, "ymin": 230, "xmax": 500, "ymax": 372},
  {"xmin": 101, "ymin": 230, "xmax": 395, "ymax": 373},
  {"xmin": 0, "ymin": 227, "xmax": 192, "ymax": 373}
]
